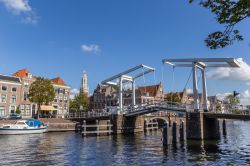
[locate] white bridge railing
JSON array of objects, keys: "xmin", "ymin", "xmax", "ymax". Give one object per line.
[{"xmin": 66, "ymin": 111, "xmax": 109, "ymax": 119}]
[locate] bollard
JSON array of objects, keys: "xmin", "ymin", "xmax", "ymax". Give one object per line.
[
  {"xmin": 172, "ymin": 121, "xmax": 177, "ymax": 144},
  {"xmin": 96, "ymin": 120, "xmax": 99, "ymax": 136},
  {"xmin": 162, "ymin": 122, "xmax": 168, "ymax": 146},
  {"xmin": 107, "ymin": 120, "xmax": 111, "ymax": 135},
  {"xmin": 222, "ymin": 119, "xmax": 227, "ymax": 136},
  {"xmin": 179, "ymin": 120, "xmax": 184, "ymax": 142},
  {"xmin": 82, "ymin": 120, "xmax": 86, "ymax": 137}
]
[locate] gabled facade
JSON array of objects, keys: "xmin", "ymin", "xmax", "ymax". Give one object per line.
[{"xmin": 0, "ymin": 69, "xmax": 71, "ymax": 118}]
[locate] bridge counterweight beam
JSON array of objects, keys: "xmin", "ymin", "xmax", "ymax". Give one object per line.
[{"xmin": 192, "ymin": 63, "xmax": 199, "ymax": 111}]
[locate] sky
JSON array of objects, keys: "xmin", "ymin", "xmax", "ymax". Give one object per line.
[{"xmin": 0, "ymin": 0, "xmax": 250, "ymax": 104}]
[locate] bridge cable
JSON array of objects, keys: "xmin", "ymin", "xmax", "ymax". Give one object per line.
[
  {"xmin": 183, "ymin": 69, "xmax": 192, "ymax": 91},
  {"xmin": 171, "ymin": 66, "xmax": 175, "ymax": 104}
]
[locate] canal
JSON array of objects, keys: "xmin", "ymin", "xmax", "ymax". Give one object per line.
[{"xmin": 0, "ymin": 120, "xmax": 250, "ymax": 165}]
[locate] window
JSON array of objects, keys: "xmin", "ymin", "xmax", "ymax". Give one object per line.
[
  {"xmin": 1, "ymin": 86, "xmax": 7, "ymax": 91},
  {"xmin": 1, "ymin": 94, "xmax": 6, "ymax": 103},
  {"xmin": 64, "ymin": 96, "xmax": 68, "ymax": 100},
  {"xmin": 28, "ymin": 73, "xmax": 32, "ymax": 79},
  {"xmin": 54, "ymin": 98, "xmax": 58, "ymax": 102},
  {"xmin": 0, "ymin": 106, "xmax": 5, "ymax": 116},
  {"xmin": 10, "ymin": 95, "xmax": 16, "ymax": 103},
  {"xmin": 24, "ymin": 92, "xmax": 29, "ymax": 101},
  {"xmin": 20, "ymin": 105, "xmax": 25, "ymax": 114},
  {"xmin": 10, "ymin": 106, "xmax": 15, "ymax": 114},
  {"xmin": 24, "ymin": 82, "xmax": 29, "ymax": 88},
  {"xmin": 12, "ymin": 87, "xmax": 17, "ymax": 92},
  {"xmin": 25, "ymin": 104, "xmax": 30, "ymax": 110}
]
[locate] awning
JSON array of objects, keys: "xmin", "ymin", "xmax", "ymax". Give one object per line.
[{"xmin": 40, "ymin": 105, "xmax": 55, "ymax": 111}]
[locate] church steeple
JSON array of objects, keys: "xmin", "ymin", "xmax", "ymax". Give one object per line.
[{"xmin": 80, "ymin": 70, "xmax": 89, "ymax": 96}]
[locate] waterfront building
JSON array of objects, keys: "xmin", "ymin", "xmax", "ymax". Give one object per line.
[
  {"xmin": 13, "ymin": 69, "xmax": 37, "ymax": 118},
  {"xmin": 51, "ymin": 77, "xmax": 70, "ymax": 118},
  {"xmin": 90, "ymin": 83, "xmax": 164, "ymax": 111},
  {"xmin": 0, "ymin": 69, "xmax": 70, "ymax": 118},
  {"xmin": 90, "ymin": 84, "xmax": 118, "ymax": 110},
  {"xmin": 0, "ymin": 75, "xmax": 22, "ymax": 116}
]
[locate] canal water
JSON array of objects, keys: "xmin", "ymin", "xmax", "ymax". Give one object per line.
[{"xmin": 0, "ymin": 120, "xmax": 250, "ymax": 166}]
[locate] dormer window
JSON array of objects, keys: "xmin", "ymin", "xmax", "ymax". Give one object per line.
[{"xmin": 28, "ymin": 73, "xmax": 32, "ymax": 79}]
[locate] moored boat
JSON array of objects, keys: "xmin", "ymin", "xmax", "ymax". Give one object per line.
[{"xmin": 0, "ymin": 119, "xmax": 47, "ymax": 135}]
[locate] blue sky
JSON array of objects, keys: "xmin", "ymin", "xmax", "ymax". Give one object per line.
[{"xmin": 0, "ymin": 0, "xmax": 250, "ymax": 103}]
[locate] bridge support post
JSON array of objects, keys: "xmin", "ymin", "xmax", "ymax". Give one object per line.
[
  {"xmin": 186, "ymin": 112, "xmax": 220, "ymax": 140},
  {"xmin": 162, "ymin": 121, "xmax": 168, "ymax": 146},
  {"xmin": 222, "ymin": 119, "xmax": 227, "ymax": 136},
  {"xmin": 172, "ymin": 121, "xmax": 177, "ymax": 144},
  {"xmin": 201, "ymin": 68, "xmax": 208, "ymax": 111},
  {"xmin": 132, "ymin": 80, "xmax": 136, "ymax": 106},
  {"xmin": 179, "ymin": 120, "xmax": 185, "ymax": 142},
  {"xmin": 192, "ymin": 63, "xmax": 199, "ymax": 112}
]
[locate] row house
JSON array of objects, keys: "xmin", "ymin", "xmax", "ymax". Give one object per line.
[
  {"xmin": 0, "ymin": 75, "xmax": 22, "ymax": 116},
  {"xmin": 90, "ymin": 83, "xmax": 164, "ymax": 111},
  {"xmin": 0, "ymin": 69, "xmax": 70, "ymax": 118}
]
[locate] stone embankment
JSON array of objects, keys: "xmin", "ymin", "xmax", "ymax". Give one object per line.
[{"xmin": 0, "ymin": 118, "xmax": 77, "ymax": 132}]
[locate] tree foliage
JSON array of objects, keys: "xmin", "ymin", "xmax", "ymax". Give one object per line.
[
  {"xmin": 189, "ymin": 0, "xmax": 250, "ymax": 49},
  {"xmin": 70, "ymin": 91, "xmax": 89, "ymax": 112},
  {"xmin": 29, "ymin": 77, "xmax": 55, "ymax": 118},
  {"xmin": 165, "ymin": 92, "xmax": 182, "ymax": 103},
  {"xmin": 226, "ymin": 94, "xmax": 240, "ymax": 109}
]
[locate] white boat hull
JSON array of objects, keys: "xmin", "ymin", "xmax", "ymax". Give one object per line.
[{"xmin": 0, "ymin": 127, "xmax": 47, "ymax": 135}]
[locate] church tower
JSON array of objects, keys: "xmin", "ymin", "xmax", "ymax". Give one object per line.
[{"xmin": 80, "ymin": 70, "xmax": 89, "ymax": 96}]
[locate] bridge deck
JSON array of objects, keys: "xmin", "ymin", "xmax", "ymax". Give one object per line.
[{"xmin": 203, "ymin": 112, "xmax": 250, "ymax": 120}]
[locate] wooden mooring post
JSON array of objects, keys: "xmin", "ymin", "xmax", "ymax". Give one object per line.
[
  {"xmin": 81, "ymin": 120, "xmax": 113, "ymax": 137},
  {"xmin": 162, "ymin": 121, "xmax": 168, "ymax": 146}
]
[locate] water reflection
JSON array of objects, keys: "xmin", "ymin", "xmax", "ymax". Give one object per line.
[{"xmin": 0, "ymin": 121, "xmax": 250, "ymax": 165}]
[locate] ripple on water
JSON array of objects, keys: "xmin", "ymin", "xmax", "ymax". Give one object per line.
[{"xmin": 0, "ymin": 121, "xmax": 250, "ymax": 165}]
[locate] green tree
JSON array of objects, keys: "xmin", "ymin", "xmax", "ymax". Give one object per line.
[
  {"xmin": 226, "ymin": 94, "xmax": 240, "ymax": 110},
  {"xmin": 165, "ymin": 92, "xmax": 182, "ymax": 103},
  {"xmin": 29, "ymin": 77, "xmax": 55, "ymax": 119},
  {"xmin": 15, "ymin": 107, "xmax": 21, "ymax": 114},
  {"xmin": 69, "ymin": 91, "xmax": 89, "ymax": 112},
  {"xmin": 189, "ymin": 0, "xmax": 249, "ymax": 49}
]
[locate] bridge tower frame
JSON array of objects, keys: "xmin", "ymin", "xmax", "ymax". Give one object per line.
[
  {"xmin": 101, "ymin": 64, "xmax": 155, "ymax": 114},
  {"xmin": 163, "ymin": 58, "xmax": 240, "ymax": 112}
]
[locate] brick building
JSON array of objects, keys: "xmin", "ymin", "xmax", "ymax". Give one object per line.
[{"xmin": 0, "ymin": 69, "xmax": 70, "ymax": 118}]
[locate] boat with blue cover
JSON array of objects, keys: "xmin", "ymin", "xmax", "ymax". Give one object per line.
[{"xmin": 0, "ymin": 119, "xmax": 47, "ymax": 135}]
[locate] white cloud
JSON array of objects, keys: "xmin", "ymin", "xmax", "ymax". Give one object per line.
[
  {"xmin": 216, "ymin": 92, "xmax": 232, "ymax": 101},
  {"xmin": 0, "ymin": 0, "xmax": 37, "ymax": 23},
  {"xmin": 70, "ymin": 88, "xmax": 79, "ymax": 100},
  {"xmin": 207, "ymin": 58, "xmax": 250, "ymax": 85},
  {"xmin": 185, "ymin": 88, "xmax": 193, "ymax": 94},
  {"xmin": 81, "ymin": 44, "xmax": 100, "ymax": 53}
]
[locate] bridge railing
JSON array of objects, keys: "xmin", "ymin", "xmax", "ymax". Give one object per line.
[{"xmin": 66, "ymin": 111, "xmax": 109, "ymax": 119}]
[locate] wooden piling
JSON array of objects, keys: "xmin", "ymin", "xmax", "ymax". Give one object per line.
[
  {"xmin": 172, "ymin": 121, "xmax": 177, "ymax": 143},
  {"xmin": 179, "ymin": 120, "xmax": 184, "ymax": 142},
  {"xmin": 162, "ymin": 121, "xmax": 168, "ymax": 146}
]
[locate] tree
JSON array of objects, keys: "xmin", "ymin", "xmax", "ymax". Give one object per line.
[
  {"xmin": 189, "ymin": 0, "xmax": 250, "ymax": 49},
  {"xmin": 15, "ymin": 107, "xmax": 21, "ymax": 114},
  {"xmin": 165, "ymin": 92, "xmax": 182, "ymax": 103},
  {"xmin": 226, "ymin": 94, "xmax": 240, "ymax": 111},
  {"xmin": 69, "ymin": 91, "xmax": 89, "ymax": 112},
  {"xmin": 29, "ymin": 77, "xmax": 55, "ymax": 119}
]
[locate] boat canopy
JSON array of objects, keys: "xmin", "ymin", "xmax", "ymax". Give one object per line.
[{"xmin": 25, "ymin": 120, "xmax": 42, "ymax": 127}]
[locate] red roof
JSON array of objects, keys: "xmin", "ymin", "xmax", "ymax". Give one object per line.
[
  {"xmin": 51, "ymin": 77, "xmax": 67, "ymax": 86},
  {"xmin": 12, "ymin": 69, "xmax": 31, "ymax": 78},
  {"xmin": 137, "ymin": 84, "xmax": 161, "ymax": 97}
]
